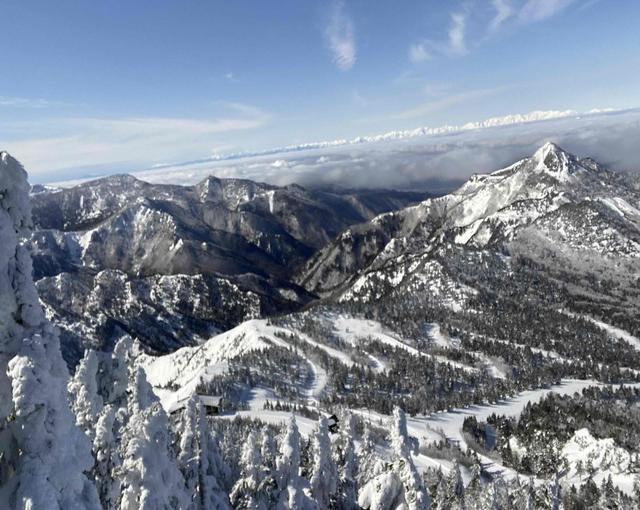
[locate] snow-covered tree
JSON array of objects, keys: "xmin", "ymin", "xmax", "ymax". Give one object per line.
[
  {"xmin": 0, "ymin": 152, "xmax": 100, "ymax": 509},
  {"xmin": 334, "ymin": 411, "xmax": 359, "ymax": 508},
  {"xmin": 357, "ymin": 421, "xmax": 384, "ymax": 487},
  {"xmin": 230, "ymin": 429, "xmax": 266, "ymax": 509},
  {"xmin": 118, "ymin": 367, "xmax": 188, "ymax": 510},
  {"xmin": 390, "ymin": 407, "xmax": 430, "ymax": 510},
  {"xmin": 197, "ymin": 402, "xmax": 231, "ymax": 510},
  {"xmin": 101, "ymin": 335, "xmax": 134, "ymax": 407},
  {"xmin": 359, "ymin": 407, "xmax": 430, "ymax": 510},
  {"xmin": 443, "ymin": 461, "xmax": 465, "ymax": 510},
  {"xmin": 466, "ymin": 461, "xmax": 483, "ymax": 504},
  {"xmin": 69, "ymin": 349, "xmax": 103, "ymax": 442},
  {"xmin": 178, "ymin": 396, "xmax": 200, "ymax": 506},
  {"xmin": 92, "ymin": 405, "xmax": 122, "ymax": 510},
  {"xmin": 261, "ymin": 425, "xmax": 277, "ymax": 471},
  {"xmin": 310, "ymin": 417, "xmax": 338, "ymax": 508},
  {"xmin": 276, "ymin": 416, "xmax": 313, "ymax": 509}
]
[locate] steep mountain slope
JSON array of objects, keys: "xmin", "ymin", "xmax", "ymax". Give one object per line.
[
  {"xmin": 298, "ymin": 143, "xmax": 640, "ymax": 310},
  {"xmin": 131, "ymin": 145, "xmax": 640, "ymax": 502},
  {"xmin": 28, "ymin": 174, "xmax": 429, "ymax": 362}
]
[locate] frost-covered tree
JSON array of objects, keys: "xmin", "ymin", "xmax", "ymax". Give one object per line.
[
  {"xmin": 310, "ymin": 417, "xmax": 338, "ymax": 508},
  {"xmin": 444, "ymin": 461, "xmax": 465, "ymax": 510},
  {"xmin": 178, "ymin": 396, "xmax": 200, "ymax": 506},
  {"xmin": 357, "ymin": 421, "xmax": 384, "ymax": 487},
  {"xmin": 334, "ymin": 411, "xmax": 359, "ymax": 508},
  {"xmin": 261, "ymin": 425, "xmax": 277, "ymax": 471},
  {"xmin": 92, "ymin": 405, "xmax": 122, "ymax": 510},
  {"xmin": 230, "ymin": 429, "xmax": 266, "ymax": 509},
  {"xmin": 359, "ymin": 407, "xmax": 430, "ymax": 510},
  {"xmin": 101, "ymin": 336, "xmax": 134, "ymax": 407},
  {"xmin": 276, "ymin": 416, "xmax": 313, "ymax": 509},
  {"xmin": 465, "ymin": 461, "xmax": 483, "ymax": 504},
  {"xmin": 390, "ymin": 407, "xmax": 430, "ymax": 510},
  {"xmin": 197, "ymin": 402, "xmax": 231, "ymax": 510},
  {"xmin": 0, "ymin": 152, "xmax": 100, "ymax": 509},
  {"xmin": 69, "ymin": 349, "xmax": 103, "ymax": 442},
  {"xmin": 118, "ymin": 367, "xmax": 188, "ymax": 510}
]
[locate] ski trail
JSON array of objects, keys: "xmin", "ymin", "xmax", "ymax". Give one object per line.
[
  {"xmin": 586, "ymin": 316, "xmax": 640, "ymax": 351},
  {"xmin": 305, "ymin": 357, "xmax": 328, "ymax": 402}
]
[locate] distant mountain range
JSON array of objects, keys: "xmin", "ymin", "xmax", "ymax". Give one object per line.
[{"xmin": 28, "ymin": 174, "xmax": 431, "ymax": 361}]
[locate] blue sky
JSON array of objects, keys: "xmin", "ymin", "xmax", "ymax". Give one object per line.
[{"xmin": 1, "ymin": 0, "xmax": 639, "ymax": 182}]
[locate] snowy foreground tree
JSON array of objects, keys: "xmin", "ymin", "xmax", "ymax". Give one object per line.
[
  {"xmin": 0, "ymin": 152, "xmax": 100, "ymax": 509},
  {"xmin": 359, "ymin": 407, "xmax": 431, "ymax": 510}
]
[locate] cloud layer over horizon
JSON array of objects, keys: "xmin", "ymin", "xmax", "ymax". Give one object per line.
[{"xmin": 97, "ymin": 109, "xmax": 640, "ymax": 192}]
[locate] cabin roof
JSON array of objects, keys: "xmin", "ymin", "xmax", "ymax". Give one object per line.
[{"xmin": 168, "ymin": 394, "xmax": 222, "ymax": 414}]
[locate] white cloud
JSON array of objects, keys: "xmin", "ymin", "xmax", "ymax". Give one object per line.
[
  {"xmin": 409, "ymin": 43, "xmax": 431, "ymax": 63},
  {"xmin": 448, "ymin": 12, "xmax": 468, "ymax": 55},
  {"xmin": 411, "ymin": 0, "xmax": 581, "ymax": 64},
  {"xmin": 409, "ymin": 10, "xmax": 468, "ymax": 63},
  {"xmin": 125, "ymin": 108, "xmax": 640, "ymax": 191},
  {"xmin": 518, "ymin": 0, "xmax": 575, "ymax": 23},
  {"xmin": 325, "ymin": 1, "xmax": 356, "ymax": 71},
  {"xmin": 490, "ymin": 0, "xmax": 515, "ymax": 31},
  {"xmin": 0, "ymin": 96, "xmax": 74, "ymax": 108},
  {"xmin": 3, "ymin": 106, "xmax": 270, "ymax": 176},
  {"xmin": 119, "ymin": 109, "xmax": 634, "ymax": 192}
]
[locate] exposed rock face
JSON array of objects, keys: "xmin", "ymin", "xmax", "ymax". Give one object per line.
[{"xmin": 27, "ymin": 173, "xmax": 430, "ymax": 362}]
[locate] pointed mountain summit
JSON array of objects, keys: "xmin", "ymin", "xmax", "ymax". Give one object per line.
[{"xmin": 297, "ymin": 143, "xmax": 640, "ymax": 297}]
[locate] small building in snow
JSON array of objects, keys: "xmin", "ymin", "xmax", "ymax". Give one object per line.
[
  {"xmin": 168, "ymin": 394, "xmax": 223, "ymax": 416},
  {"xmin": 327, "ymin": 414, "xmax": 339, "ymax": 433}
]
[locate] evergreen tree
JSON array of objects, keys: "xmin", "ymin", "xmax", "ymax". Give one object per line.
[
  {"xmin": 334, "ymin": 411, "xmax": 359, "ymax": 508},
  {"xmin": 230, "ymin": 430, "xmax": 266, "ymax": 510},
  {"xmin": 310, "ymin": 417, "xmax": 338, "ymax": 508},
  {"xmin": 69, "ymin": 349, "xmax": 103, "ymax": 442},
  {"xmin": 197, "ymin": 405, "xmax": 231, "ymax": 510},
  {"xmin": 276, "ymin": 416, "xmax": 312, "ymax": 509},
  {"xmin": 0, "ymin": 153, "xmax": 100, "ymax": 509},
  {"xmin": 261, "ymin": 425, "xmax": 277, "ymax": 471},
  {"xmin": 359, "ymin": 407, "xmax": 430, "ymax": 510},
  {"xmin": 118, "ymin": 367, "xmax": 189, "ymax": 510},
  {"xmin": 178, "ymin": 396, "xmax": 200, "ymax": 507},
  {"xmin": 357, "ymin": 422, "xmax": 383, "ymax": 487},
  {"xmin": 446, "ymin": 461, "xmax": 465, "ymax": 509},
  {"xmin": 92, "ymin": 405, "xmax": 121, "ymax": 510},
  {"xmin": 391, "ymin": 407, "xmax": 431, "ymax": 510}
]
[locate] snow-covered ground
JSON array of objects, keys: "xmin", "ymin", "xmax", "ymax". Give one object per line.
[
  {"xmin": 214, "ymin": 378, "xmax": 640, "ymax": 492},
  {"xmin": 330, "ymin": 314, "xmax": 477, "ymax": 373},
  {"xmin": 587, "ymin": 316, "xmax": 640, "ymax": 351},
  {"xmin": 141, "ymin": 312, "xmax": 640, "ymax": 494}
]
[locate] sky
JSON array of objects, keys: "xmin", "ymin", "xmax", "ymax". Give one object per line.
[{"xmin": 1, "ymin": 0, "xmax": 639, "ymax": 184}]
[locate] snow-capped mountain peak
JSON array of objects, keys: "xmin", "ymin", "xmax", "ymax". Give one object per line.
[{"xmin": 297, "ymin": 143, "xmax": 640, "ymax": 297}]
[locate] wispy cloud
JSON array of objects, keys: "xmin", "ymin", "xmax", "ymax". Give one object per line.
[
  {"xmin": 411, "ymin": 0, "xmax": 583, "ymax": 64},
  {"xmin": 0, "ymin": 96, "xmax": 75, "ymax": 108},
  {"xmin": 324, "ymin": 1, "xmax": 356, "ymax": 71},
  {"xmin": 518, "ymin": 0, "xmax": 576, "ymax": 23},
  {"xmin": 383, "ymin": 87, "xmax": 503, "ymax": 121},
  {"xmin": 448, "ymin": 12, "xmax": 468, "ymax": 55},
  {"xmin": 409, "ymin": 10, "xmax": 468, "ymax": 63},
  {"xmin": 409, "ymin": 43, "xmax": 431, "ymax": 64},
  {"xmin": 490, "ymin": 0, "xmax": 515, "ymax": 32},
  {"xmin": 3, "ymin": 104, "xmax": 270, "ymax": 176}
]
